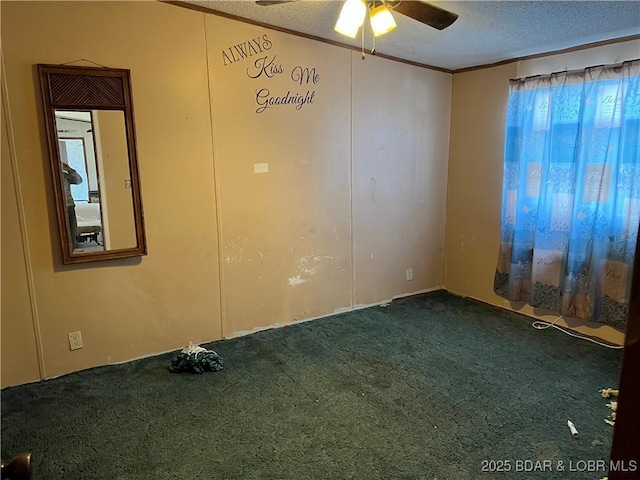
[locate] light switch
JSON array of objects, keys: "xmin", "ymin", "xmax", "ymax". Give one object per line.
[{"xmin": 254, "ymin": 163, "xmax": 269, "ymax": 174}]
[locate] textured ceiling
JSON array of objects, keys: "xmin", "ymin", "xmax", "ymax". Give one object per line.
[{"xmin": 178, "ymin": 0, "xmax": 640, "ymax": 71}]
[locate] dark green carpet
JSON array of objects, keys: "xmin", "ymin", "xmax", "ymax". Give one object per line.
[{"xmin": 1, "ymin": 291, "xmax": 622, "ymax": 479}]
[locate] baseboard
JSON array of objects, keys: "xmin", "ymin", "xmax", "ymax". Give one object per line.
[
  {"xmin": 445, "ymin": 288, "xmax": 625, "ymax": 347},
  {"xmin": 23, "ymin": 286, "xmax": 450, "ymax": 387},
  {"xmin": 226, "ymin": 285, "xmax": 445, "ymax": 340}
]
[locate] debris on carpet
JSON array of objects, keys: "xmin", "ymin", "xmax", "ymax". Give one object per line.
[
  {"xmin": 600, "ymin": 388, "xmax": 619, "ymax": 399},
  {"xmin": 169, "ymin": 342, "xmax": 224, "ymax": 374},
  {"xmin": 600, "ymin": 388, "xmax": 618, "ymax": 427}
]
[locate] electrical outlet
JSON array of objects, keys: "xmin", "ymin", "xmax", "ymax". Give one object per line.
[
  {"xmin": 68, "ymin": 331, "xmax": 83, "ymax": 351},
  {"xmin": 406, "ymin": 268, "xmax": 414, "ymax": 281}
]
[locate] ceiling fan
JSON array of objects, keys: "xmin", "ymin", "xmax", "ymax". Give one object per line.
[{"xmin": 255, "ymin": 1, "xmax": 459, "ymax": 38}]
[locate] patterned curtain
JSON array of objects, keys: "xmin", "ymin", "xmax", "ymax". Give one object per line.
[{"xmin": 495, "ymin": 60, "xmax": 640, "ymax": 330}]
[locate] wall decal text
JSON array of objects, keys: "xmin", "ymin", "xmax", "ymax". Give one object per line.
[
  {"xmin": 252, "ymin": 62, "xmax": 320, "ymax": 114},
  {"xmin": 222, "ymin": 34, "xmax": 273, "ymax": 67},
  {"xmin": 255, "ymin": 89, "xmax": 316, "ymax": 114},
  {"xmin": 246, "ymin": 55, "xmax": 284, "ymax": 79},
  {"xmin": 223, "ymin": 32, "xmax": 321, "ymax": 114}
]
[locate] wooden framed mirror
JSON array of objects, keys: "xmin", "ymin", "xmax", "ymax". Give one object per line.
[{"xmin": 38, "ymin": 64, "xmax": 147, "ymax": 264}]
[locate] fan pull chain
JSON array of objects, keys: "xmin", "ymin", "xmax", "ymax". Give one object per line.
[{"xmin": 361, "ymin": 23, "xmax": 365, "ymax": 59}]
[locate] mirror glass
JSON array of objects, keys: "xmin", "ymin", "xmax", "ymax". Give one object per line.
[
  {"xmin": 55, "ymin": 110, "xmax": 137, "ymax": 253},
  {"xmin": 38, "ymin": 64, "xmax": 146, "ymax": 264}
]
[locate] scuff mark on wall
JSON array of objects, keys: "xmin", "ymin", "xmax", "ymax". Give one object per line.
[
  {"xmin": 285, "ymin": 231, "xmax": 336, "ymax": 287},
  {"xmin": 288, "ymin": 275, "xmax": 308, "ymax": 286},
  {"xmin": 288, "ymin": 254, "xmax": 334, "ymax": 287},
  {"xmin": 459, "ymin": 233, "xmax": 477, "ymax": 251},
  {"xmin": 224, "ymin": 235, "xmax": 249, "ymax": 263},
  {"xmin": 224, "ymin": 237, "xmax": 273, "ymax": 264}
]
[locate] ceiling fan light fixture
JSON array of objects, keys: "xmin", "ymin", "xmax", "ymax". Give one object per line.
[
  {"xmin": 369, "ymin": 4, "xmax": 396, "ymax": 37},
  {"xmin": 334, "ymin": 0, "xmax": 367, "ymax": 38}
]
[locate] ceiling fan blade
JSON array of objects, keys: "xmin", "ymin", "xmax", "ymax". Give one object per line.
[
  {"xmin": 255, "ymin": 0, "xmax": 299, "ymax": 5},
  {"xmin": 392, "ymin": 1, "xmax": 458, "ymax": 30}
]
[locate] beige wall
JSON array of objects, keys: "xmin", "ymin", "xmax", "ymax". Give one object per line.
[
  {"xmin": 445, "ymin": 62, "xmax": 517, "ymax": 303},
  {"xmin": 444, "ymin": 40, "xmax": 640, "ymax": 345},
  {"xmin": 517, "ymin": 40, "xmax": 640, "ymax": 78},
  {"xmin": 1, "ymin": 1, "xmax": 451, "ymax": 386},
  {"xmin": 352, "ymin": 55, "xmax": 450, "ymax": 305},
  {"xmin": 1, "ymin": 1, "xmax": 222, "ymax": 385},
  {"xmin": 1, "ymin": 87, "xmax": 43, "ymax": 386},
  {"xmin": 206, "ymin": 17, "xmax": 353, "ymax": 335}
]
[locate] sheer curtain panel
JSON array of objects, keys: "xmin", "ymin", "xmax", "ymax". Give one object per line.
[{"xmin": 495, "ymin": 60, "xmax": 640, "ymax": 330}]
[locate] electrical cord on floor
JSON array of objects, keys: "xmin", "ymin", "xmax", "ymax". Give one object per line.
[{"xmin": 532, "ymin": 315, "xmax": 624, "ymax": 349}]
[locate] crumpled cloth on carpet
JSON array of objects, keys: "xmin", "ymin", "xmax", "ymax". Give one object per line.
[{"xmin": 168, "ymin": 343, "xmax": 224, "ymax": 374}]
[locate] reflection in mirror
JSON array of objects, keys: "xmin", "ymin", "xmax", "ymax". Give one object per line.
[
  {"xmin": 38, "ymin": 64, "xmax": 146, "ymax": 264},
  {"xmin": 55, "ymin": 110, "xmax": 137, "ymax": 254}
]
